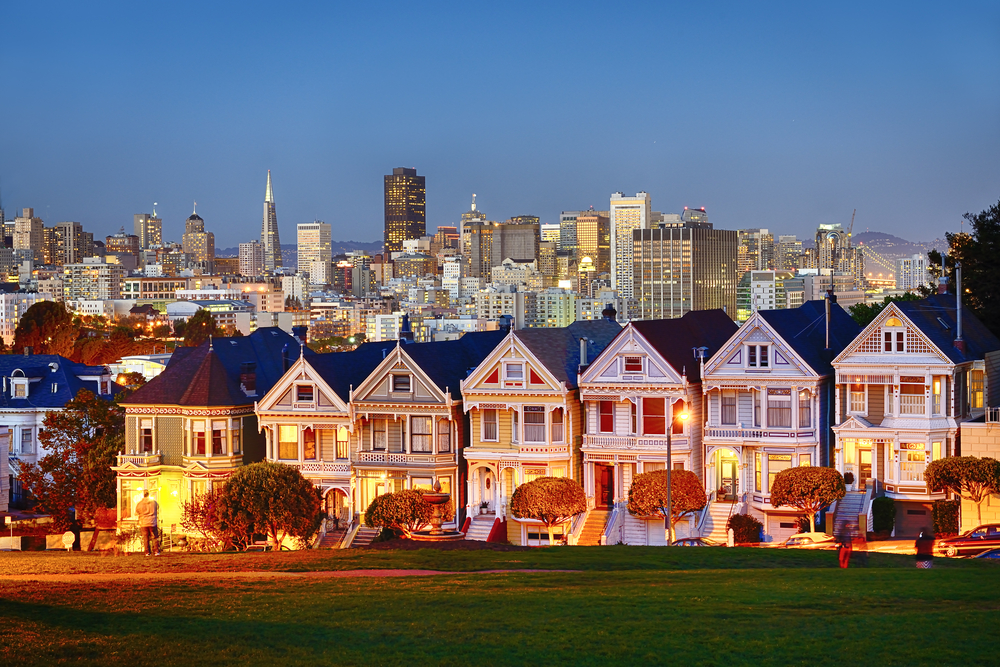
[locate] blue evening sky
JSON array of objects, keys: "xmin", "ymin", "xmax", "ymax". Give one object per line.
[{"xmin": 1, "ymin": 2, "xmax": 998, "ymax": 248}]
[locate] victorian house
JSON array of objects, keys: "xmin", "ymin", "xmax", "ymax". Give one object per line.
[
  {"xmin": 831, "ymin": 294, "xmax": 999, "ymax": 537},
  {"xmin": 114, "ymin": 328, "xmax": 303, "ymax": 535},
  {"xmin": 460, "ymin": 318, "xmax": 622, "ymax": 546},
  {"xmin": 701, "ymin": 300, "xmax": 859, "ymax": 543},
  {"xmin": 577, "ymin": 310, "xmax": 737, "ymax": 546}
]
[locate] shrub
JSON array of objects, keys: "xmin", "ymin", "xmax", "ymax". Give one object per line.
[
  {"xmin": 181, "ymin": 489, "xmax": 230, "ymax": 552},
  {"xmin": 727, "ymin": 513, "xmax": 763, "ymax": 544},
  {"xmin": 932, "ymin": 499, "xmax": 960, "ymax": 537},
  {"xmin": 770, "ymin": 466, "xmax": 846, "ymax": 532},
  {"xmin": 364, "ymin": 490, "xmax": 435, "ymax": 537},
  {"xmin": 872, "ymin": 496, "xmax": 895, "ymax": 534},
  {"xmin": 843, "ymin": 471, "xmax": 855, "ymax": 486},
  {"xmin": 627, "ymin": 469, "xmax": 707, "ymax": 527},
  {"xmin": 510, "ymin": 477, "xmax": 587, "ymax": 546},
  {"xmin": 795, "ymin": 516, "xmax": 811, "ymax": 533}
]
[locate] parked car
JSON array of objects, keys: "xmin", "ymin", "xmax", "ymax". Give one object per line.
[
  {"xmin": 671, "ymin": 537, "xmax": 722, "ymax": 547},
  {"xmin": 937, "ymin": 524, "xmax": 1000, "ymax": 557},
  {"xmin": 973, "ymin": 548, "xmax": 1000, "ymax": 560},
  {"xmin": 782, "ymin": 532, "xmax": 837, "ymax": 549}
]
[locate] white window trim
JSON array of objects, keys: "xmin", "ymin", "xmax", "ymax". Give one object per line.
[
  {"xmin": 481, "ymin": 409, "xmax": 499, "ymax": 442},
  {"xmin": 745, "ymin": 344, "xmax": 771, "ymax": 369}
]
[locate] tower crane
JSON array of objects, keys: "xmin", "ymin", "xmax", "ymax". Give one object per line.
[{"xmin": 848, "ymin": 209, "xmax": 856, "ymax": 239}]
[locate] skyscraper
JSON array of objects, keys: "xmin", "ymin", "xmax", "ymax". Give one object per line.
[
  {"xmin": 134, "ymin": 211, "xmax": 162, "ymax": 249},
  {"xmin": 610, "ymin": 191, "xmax": 651, "ymax": 298},
  {"xmin": 575, "ymin": 208, "xmax": 611, "ymax": 275},
  {"xmin": 463, "ymin": 219, "xmax": 495, "ymax": 281},
  {"xmin": 737, "ymin": 227, "xmax": 775, "ymax": 275},
  {"xmin": 384, "ymin": 167, "xmax": 426, "ymax": 254},
  {"xmin": 14, "ymin": 208, "xmax": 44, "ymax": 256},
  {"xmin": 775, "ymin": 235, "xmax": 803, "ymax": 271},
  {"xmin": 491, "ymin": 220, "xmax": 539, "ymax": 267},
  {"xmin": 297, "ymin": 221, "xmax": 332, "ymax": 283},
  {"xmin": 559, "ymin": 211, "xmax": 581, "ymax": 260},
  {"xmin": 239, "ymin": 241, "xmax": 265, "ymax": 277},
  {"xmin": 261, "ymin": 171, "xmax": 282, "ymax": 271},
  {"xmin": 182, "ymin": 204, "xmax": 216, "ymax": 272}
]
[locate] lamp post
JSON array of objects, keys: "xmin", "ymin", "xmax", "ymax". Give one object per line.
[{"xmin": 666, "ymin": 408, "xmax": 690, "ymax": 546}]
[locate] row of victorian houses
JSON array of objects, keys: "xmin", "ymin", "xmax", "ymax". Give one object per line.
[{"xmin": 8, "ymin": 293, "xmax": 997, "ymax": 546}]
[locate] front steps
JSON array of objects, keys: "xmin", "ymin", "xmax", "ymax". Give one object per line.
[
  {"xmin": 465, "ymin": 515, "xmax": 496, "ymax": 542},
  {"xmin": 577, "ymin": 509, "xmax": 611, "ymax": 546},
  {"xmin": 833, "ymin": 491, "xmax": 867, "ymax": 539},
  {"xmin": 703, "ymin": 501, "xmax": 738, "ymax": 542}
]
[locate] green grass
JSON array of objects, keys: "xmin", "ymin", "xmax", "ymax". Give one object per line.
[{"xmin": 1, "ymin": 548, "xmax": 998, "ymax": 665}]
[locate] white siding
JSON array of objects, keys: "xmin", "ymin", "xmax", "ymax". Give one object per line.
[{"xmin": 738, "ymin": 391, "xmax": 753, "ymax": 425}]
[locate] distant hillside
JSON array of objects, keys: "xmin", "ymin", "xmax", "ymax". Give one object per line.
[{"xmin": 854, "ymin": 231, "xmax": 948, "ymax": 260}]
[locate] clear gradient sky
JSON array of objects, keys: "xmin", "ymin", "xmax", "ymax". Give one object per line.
[{"xmin": 1, "ymin": 2, "xmax": 998, "ymax": 248}]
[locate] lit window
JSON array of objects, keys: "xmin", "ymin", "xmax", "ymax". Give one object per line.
[
  {"xmin": 643, "ymin": 398, "xmax": 665, "ymax": 435},
  {"xmin": 437, "ymin": 419, "xmax": 451, "ymax": 453},
  {"xmin": 193, "ymin": 421, "xmax": 206, "ymax": 456},
  {"xmin": 721, "ymin": 391, "xmax": 737, "ymax": 425},
  {"xmin": 212, "ymin": 420, "xmax": 226, "ymax": 455},
  {"xmin": 278, "ymin": 424, "xmax": 298, "ymax": 459},
  {"xmin": 303, "ymin": 427, "xmax": 316, "ymax": 460}
]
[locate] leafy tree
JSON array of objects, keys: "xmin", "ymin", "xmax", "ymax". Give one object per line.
[
  {"xmin": 848, "ymin": 293, "xmax": 922, "ymax": 328},
  {"xmin": 216, "ymin": 461, "xmax": 322, "ymax": 549},
  {"xmin": 183, "ymin": 309, "xmax": 219, "ymax": 347},
  {"xmin": 769, "ymin": 466, "xmax": 845, "ymax": 532},
  {"xmin": 627, "ymin": 469, "xmax": 708, "ymax": 532},
  {"xmin": 925, "ymin": 456, "xmax": 1000, "ymax": 525},
  {"xmin": 363, "ymin": 489, "xmax": 454, "ymax": 538},
  {"xmin": 16, "ymin": 389, "xmax": 124, "ymax": 531},
  {"xmin": 510, "ymin": 476, "xmax": 587, "ymax": 546},
  {"xmin": 181, "ymin": 488, "xmax": 230, "ymax": 552},
  {"xmin": 13, "ymin": 301, "xmax": 80, "ymax": 357}
]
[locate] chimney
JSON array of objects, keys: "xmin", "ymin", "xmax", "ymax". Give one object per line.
[
  {"xmin": 578, "ymin": 337, "xmax": 590, "ymax": 374},
  {"xmin": 602, "ymin": 303, "xmax": 617, "ymax": 322},
  {"xmin": 23, "ymin": 346, "xmax": 31, "ymax": 357},
  {"xmin": 291, "ymin": 325, "xmax": 307, "ymax": 345},
  {"xmin": 955, "ymin": 261, "xmax": 966, "ymax": 354}
]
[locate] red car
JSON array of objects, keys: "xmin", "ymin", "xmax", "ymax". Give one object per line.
[{"xmin": 936, "ymin": 524, "xmax": 1000, "ymax": 557}]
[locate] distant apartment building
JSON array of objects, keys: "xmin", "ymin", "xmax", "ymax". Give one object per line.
[
  {"xmin": 134, "ymin": 212, "xmax": 163, "ymax": 249},
  {"xmin": 239, "ymin": 241, "xmax": 265, "ymax": 277},
  {"xmin": 491, "ymin": 259, "xmax": 544, "ymax": 290},
  {"xmin": 298, "ymin": 221, "xmax": 332, "ymax": 283},
  {"xmin": 441, "ymin": 257, "xmax": 463, "ymax": 300},
  {"xmin": 491, "ymin": 220, "xmax": 539, "ymax": 268},
  {"xmin": 896, "ymin": 254, "xmax": 930, "ymax": 292},
  {"xmin": 737, "ymin": 228, "xmax": 774, "ymax": 274},
  {"xmin": 106, "ymin": 229, "xmax": 141, "ymax": 265},
  {"xmin": 0, "ymin": 289, "xmax": 53, "ymax": 345},
  {"xmin": 166, "ymin": 299, "xmax": 255, "ymax": 331},
  {"xmin": 735, "ymin": 270, "xmax": 799, "ymax": 322},
  {"xmin": 475, "ymin": 285, "xmax": 532, "ymax": 329},
  {"xmin": 463, "ymin": 219, "xmax": 495, "ymax": 281},
  {"xmin": 775, "ymin": 235, "xmax": 803, "ymax": 272},
  {"xmin": 63, "ymin": 257, "xmax": 126, "ymax": 301},
  {"xmin": 610, "ymin": 192, "xmax": 651, "ymax": 298},
  {"xmin": 531, "ymin": 288, "xmax": 576, "ymax": 328},
  {"xmin": 14, "ymin": 208, "xmax": 44, "ymax": 258},
  {"xmin": 576, "ymin": 209, "xmax": 611, "ymax": 275},
  {"xmin": 540, "ymin": 223, "xmax": 561, "ymax": 246}
]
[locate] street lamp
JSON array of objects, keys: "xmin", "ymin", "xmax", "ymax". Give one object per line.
[{"xmin": 666, "ymin": 408, "xmax": 690, "ymax": 546}]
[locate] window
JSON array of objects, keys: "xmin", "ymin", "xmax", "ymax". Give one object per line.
[
  {"xmin": 392, "ymin": 375, "xmax": 411, "ymax": 392},
  {"xmin": 900, "ymin": 447, "xmax": 926, "ymax": 482},
  {"xmin": 512, "ymin": 409, "xmax": 519, "ymax": 443},
  {"xmin": 900, "ymin": 378, "xmax": 925, "ymax": 415},
  {"xmin": 798, "ymin": 390, "xmax": 811, "ymax": 429},
  {"xmin": 437, "ymin": 419, "xmax": 451, "ymax": 453},
  {"xmin": 551, "ymin": 408, "xmax": 564, "ymax": 442},
  {"xmin": 754, "ymin": 452, "xmax": 762, "ymax": 492},
  {"xmin": 278, "ymin": 424, "xmax": 297, "ymax": 459},
  {"xmin": 643, "ymin": 398, "xmax": 666, "ymax": 435},
  {"xmin": 799, "ymin": 453, "xmax": 812, "ymax": 467},
  {"xmin": 672, "ymin": 400, "xmax": 686, "ymax": 434},
  {"xmin": 303, "ymin": 427, "xmax": 317, "ymax": 460},
  {"xmin": 13, "ymin": 382, "xmax": 26, "ymax": 398},
  {"xmin": 624, "ymin": 356, "xmax": 642, "ymax": 373},
  {"xmin": 211, "ymin": 420, "xmax": 226, "ymax": 455},
  {"xmin": 482, "ymin": 409, "xmax": 498, "ymax": 441},
  {"xmin": 524, "ymin": 406, "xmax": 545, "ymax": 442},
  {"xmin": 599, "ymin": 401, "xmax": 615, "ymax": 433},
  {"xmin": 767, "ymin": 454, "xmax": 792, "ymax": 493},
  {"xmin": 767, "ymin": 389, "xmax": 791, "ymax": 428},
  {"xmin": 20, "ymin": 428, "xmax": 32, "ymax": 455},
  {"xmin": 231, "ymin": 420, "xmax": 242, "ymax": 454},
  {"xmin": 849, "ymin": 384, "xmax": 865, "ymax": 413},
  {"xmin": 411, "ymin": 417, "xmax": 432, "ymax": 453},
  {"xmin": 971, "ymin": 370, "xmax": 984, "ymax": 409},
  {"xmin": 932, "ymin": 377, "xmax": 943, "ymax": 415},
  {"xmin": 372, "ymin": 419, "xmax": 387, "ymax": 450},
  {"xmin": 296, "ymin": 385, "xmax": 314, "ymax": 402},
  {"xmin": 753, "ymin": 391, "xmax": 761, "ymax": 428},
  {"xmin": 721, "ymin": 391, "xmax": 737, "ymax": 425},
  {"xmin": 505, "ymin": 363, "xmax": 523, "ymax": 381},
  {"xmin": 336, "ymin": 426, "xmax": 350, "ymax": 459},
  {"xmin": 932, "ymin": 441, "xmax": 941, "ymax": 462},
  {"xmin": 883, "ymin": 318, "xmax": 905, "ymax": 353},
  {"xmin": 140, "ymin": 419, "xmax": 153, "ymax": 454},
  {"xmin": 747, "ymin": 345, "xmax": 769, "ymax": 368},
  {"xmin": 630, "ymin": 402, "xmax": 637, "ymax": 434},
  {"xmin": 193, "ymin": 421, "xmax": 206, "ymax": 456}
]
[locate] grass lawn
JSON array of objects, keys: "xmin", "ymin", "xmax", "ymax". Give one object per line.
[{"xmin": 1, "ymin": 547, "xmax": 998, "ymax": 665}]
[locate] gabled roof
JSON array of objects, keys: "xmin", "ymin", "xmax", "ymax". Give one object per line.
[
  {"xmin": 893, "ymin": 295, "xmax": 1000, "ymax": 364},
  {"xmin": 758, "ymin": 300, "xmax": 861, "ymax": 375},
  {"xmin": 513, "ymin": 319, "xmax": 622, "ymax": 388},
  {"xmin": 629, "ymin": 310, "xmax": 738, "ymax": 383},
  {"xmin": 305, "ymin": 345, "xmax": 390, "ymax": 402},
  {"xmin": 122, "ymin": 328, "xmax": 309, "ymax": 407},
  {"xmin": 0, "ymin": 354, "xmax": 110, "ymax": 410}
]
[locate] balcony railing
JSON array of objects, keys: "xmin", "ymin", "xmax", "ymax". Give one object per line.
[
  {"xmin": 353, "ymin": 451, "xmax": 456, "ymax": 466},
  {"xmin": 116, "ymin": 453, "xmax": 162, "ymax": 467},
  {"xmin": 899, "ymin": 395, "xmax": 924, "ymax": 415},
  {"xmin": 584, "ymin": 435, "xmax": 689, "ymax": 451},
  {"xmin": 286, "ymin": 461, "xmax": 352, "ymax": 474}
]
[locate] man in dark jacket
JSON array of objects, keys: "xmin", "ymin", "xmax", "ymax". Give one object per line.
[{"xmin": 915, "ymin": 530, "xmax": 935, "ymax": 568}]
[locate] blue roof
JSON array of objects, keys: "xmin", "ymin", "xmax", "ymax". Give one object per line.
[
  {"xmin": 759, "ymin": 300, "xmax": 861, "ymax": 376},
  {"xmin": 0, "ymin": 354, "xmax": 110, "ymax": 410},
  {"xmin": 894, "ymin": 294, "xmax": 1000, "ymax": 363}
]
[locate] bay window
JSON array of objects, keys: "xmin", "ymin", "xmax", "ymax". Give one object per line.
[
  {"xmin": 798, "ymin": 390, "xmax": 811, "ymax": 429},
  {"xmin": 140, "ymin": 419, "xmax": 153, "ymax": 453},
  {"xmin": 524, "ymin": 406, "xmax": 545, "ymax": 442},
  {"xmin": 211, "ymin": 420, "xmax": 226, "ymax": 455},
  {"xmin": 551, "ymin": 408, "xmax": 564, "ymax": 442},
  {"xmin": 372, "ymin": 419, "xmax": 387, "ymax": 450},
  {"xmin": 672, "ymin": 400, "xmax": 686, "ymax": 434},
  {"xmin": 231, "ymin": 419, "xmax": 241, "ymax": 454},
  {"xmin": 411, "ymin": 417, "xmax": 432, "ymax": 453},
  {"xmin": 483, "ymin": 409, "xmax": 498, "ymax": 441},
  {"xmin": 336, "ymin": 426, "xmax": 350, "ymax": 459},
  {"xmin": 643, "ymin": 398, "xmax": 665, "ymax": 435}
]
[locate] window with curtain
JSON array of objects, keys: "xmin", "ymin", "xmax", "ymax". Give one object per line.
[
  {"xmin": 672, "ymin": 400, "xmax": 686, "ymax": 434},
  {"xmin": 524, "ymin": 406, "xmax": 545, "ymax": 442},
  {"xmin": 193, "ymin": 421, "xmax": 206, "ymax": 456},
  {"xmin": 643, "ymin": 397, "xmax": 665, "ymax": 435},
  {"xmin": 211, "ymin": 420, "xmax": 226, "ymax": 455},
  {"xmin": 140, "ymin": 419, "xmax": 153, "ymax": 453},
  {"xmin": 411, "ymin": 417, "xmax": 432, "ymax": 453},
  {"xmin": 437, "ymin": 419, "xmax": 451, "ymax": 453},
  {"xmin": 767, "ymin": 389, "xmax": 791, "ymax": 428},
  {"xmin": 630, "ymin": 402, "xmax": 637, "ymax": 434},
  {"xmin": 483, "ymin": 409, "xmax": 498, "ymax": 441},
  {"xmin": 231, "ymin": 419, "xmax": 241, "ymax": 454},
  {"xmin": 798, "ymin": 390, "xmax": 811, "ymax": 428},
  {"xmin": 755, "ymin": 452, "xmax": 762, "ymax": 492},
  {"xmin": 721, "ymin": 391, "xmax": 737, "ymax": 425},
  {"xmin": 767, "ymin": 454, "xmax": 791, "ymax": 492},
  {"xmin": 599, "ymin": 401, "xmax": 615, "ymax": 433},
  {"xmin": 303, "ymin": 427, "xmax": 317, "ymax": 460},
  {"xmin": 372, "ymin": 419, "xmax": 387, "ymax": 450},
  {"xmin": 512, "ymin": 409, "xmax": 519, "ymax": 443},
  {"xmin": 278, "ymin": 424, "xmax": 297, "ymax": 459}
]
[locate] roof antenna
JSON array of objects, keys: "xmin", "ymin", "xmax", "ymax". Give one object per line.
[{"xmin": 193, "ymin": 201, "xmax": 197, "ymax": 215}]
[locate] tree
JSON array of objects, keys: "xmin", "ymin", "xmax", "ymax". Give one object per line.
[
  {"xmin": 216, "ymin": 461, "xmax": 322, "ymax": 549},
  {"xmin": 181, "ymin": 488, "xmax": 230, "ymax": 552},
  {"xmin": 13, "ymin": 301, "xmax": 80, "ymax": 357},
  {"xmin": 627, "ymin": 470, "xmax": 708, "ymax": 535},
  {"xmin": 364, "ymin": 490, "xmax": 439, "ymax": 538},
  {"xmin": 183, "ymin": 309, "xmax": 219, "ymax": 347},
  {"xmin": 510, "ymin": 476, "xmax": 586, "ymax": 546},
  {"xmin": 848, "ymin": 293, "xmax": 922, "ymax": 328},
  {"xmin": 16, "ymin": 389, "xmax": 124, "ymax": 531},
  {"xmin": 925, "ymin": 456, "xmax": 1000, "ymax": 525},
  {"xmin": 769, "ymin": 466, "xmax": 846, "ymax": 532}
]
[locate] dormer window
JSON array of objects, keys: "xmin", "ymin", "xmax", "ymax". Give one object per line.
[
  {"xmin": 883, "ymin": 317, "xmax": 905, "ymax": 353},
  {"xmin": 624, "ymin": 356, "xmax": 643, "ymax": 373},
  {"xmin": 505, "ymin": 363, "xmax": 523, "ymax": 381},
  {"xmin": 296, "ymin": 385, "xmax": 314, "ymax": 402},
  {"xmin": 392, "ymin": 374, "xmax": 411, "ymax": 392},
  {"xmin": 13, "ymin": 382, "xmax": 26, "ymax": 398},
  {"xmin": 746, "ymin": 345, "xmax": 769, "ymax": 368}
]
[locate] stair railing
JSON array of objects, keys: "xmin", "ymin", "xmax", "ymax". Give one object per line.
[
  {"xmin": 341, "ymin": 517, "xmax": 361, "ymax": 549},
  {"xmin": 697, "ymin": 490, "xmax": 717, "ymax": 537}
]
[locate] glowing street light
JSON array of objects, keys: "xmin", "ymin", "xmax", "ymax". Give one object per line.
[{"xmin": 666, "ymin": 409, "xmax": 690, "ymax": 546}]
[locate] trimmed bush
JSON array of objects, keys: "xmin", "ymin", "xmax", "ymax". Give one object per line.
[
  {"xmin": 364, "ymin": 490, "xmax": 435, "ymax": 537},
  {"xmin": 843, "ymin": 471, "xmax": 855, "ymax": 486},
  {"xmin": 769, "ymin": 466, "xmax": 846, "ymax": 532},
  {"xmin": 932, "ymin": 499, "xmax": 960, "ymax": 537},
  {"xmin": 872, "ymin": 496, "xmax": 895, "ymax": 534},
  {"xmin": 627, "ymin": 469, "xmax": 707, "ymax": 527},
  {"xmin": 727, "ymin": 513, "xmax": 763, "ymax": 544},
  {"xmin": 510, "ymin": 477, "xmax": 587, "ymax": 546}
]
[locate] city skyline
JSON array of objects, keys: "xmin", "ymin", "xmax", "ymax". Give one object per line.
[{"xmin": 1, "ymin": 3, "xmax": 998, "ymax": 247}]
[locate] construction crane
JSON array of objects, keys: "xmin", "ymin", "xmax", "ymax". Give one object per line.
[{"xmin": 848, "ymin": 209, "xmax": 856, "ymax": 239}]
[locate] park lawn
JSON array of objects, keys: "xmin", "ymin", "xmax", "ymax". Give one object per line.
[{"xmin": 1, "ymin": 551, "xmax": 999, "ymax": 665}]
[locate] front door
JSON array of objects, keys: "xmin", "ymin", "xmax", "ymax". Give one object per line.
[
  {"xmin": 595, "ymin": 464, "xmax": 614, "ymax": 508},
  {"xmin": 858, "ymin": 449, "xmax": 872, "ymax": 490},
  {"xmin": 479, "ymin": 470, "xmax": 496, "ymax": 513},
  {"xmin": 720, "ymin": 454, "xmax": 738, "ymax": 501}
]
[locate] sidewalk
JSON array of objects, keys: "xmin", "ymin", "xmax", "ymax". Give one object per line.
[{"xmin": 863, "ymin": 538, "xmax": 915, "ymax": 555}]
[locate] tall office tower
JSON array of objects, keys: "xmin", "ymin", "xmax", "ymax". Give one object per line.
[
  {"xmin": 610, "ymin": 191, "xmax": 651, "ymax": 298},
  {"xmin": 460, "ymin": 194, "xmax": 485, "ymax": 248},
  {"xmin": 774, "ymin": 235, "xmax": 803, "ymax": 271},
  {"xmin": 182, "ymin": 205, "xmax": 216, "ymax": 271},
  {"xmin": 14, "ymin": 208, "xmax": 44, "ymax": 255},
  {"xmin": 538, "ymin": 241, "xmax": 557, "ymax": 279},
  {"xmin": 53, "ymin": 221, "xmax": 93, "ymax": 265},
  {"xmin": 261, "ymin": 170, "xmax": 282, "ymax": 271},
  {"xmin": 559, "ymin": 211, "xmax": 580, "ymax": 259},
  {"xmin": 507, "ymin": 215, "xmax": 540, "ymax": 226},
  {"xmin": 575, "ymin": 208, "xmax": 611, "ymax": 275},
  {"xmin": 896, "ymin": 254, "xmax": 930, "ymax": 292},
  {"xmin": 737, "ymin": 228, "xmax": 775, "ymax": 275},
  {"xmin": 491, "ymin": 220, "xmax": 540, "ymax": 267},
  {"xmin": 384, "ymin": 167, "xmax": 426, "ymax": 254},
  {"xmin": 540, "ymin": 223, "xmax": 561, "ymax": 247},
  {"xmin": 134, "ymin": 212, "xmax": 163, "ymax": 249},
  {"xmin": 814, "ymin": 223, "xmax": 863, "ymax": 285},
  {"xmin": 297, "ymin": 221, "xmax": 332, "ymax": 281},
  {"xmin": 463, "ymin": 219, "xmax": 495, "ymax": 280},
  {"xmin": 633, "ymin": 218, "xmax": 738, "ymax": 320},
  {"xmin": 239, "ymin": 241, "xmax": 265, "ymax": 277},
  {"xmin": 42, "ymin": 226, "xmax": 60, "ymax": 265},
  {"xmin": 434, "ymin": 225, "xmax": 460, "ymax": 249}
]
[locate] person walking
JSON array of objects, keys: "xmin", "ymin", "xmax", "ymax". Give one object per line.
[
  {"xmin": 915, "ymin": 530, "xmax": 935, "ymax": 569},
  {"xmin": 837, "ymin": 532, "xmax": 852, "ymax": 568},
  {"xmin": 135, "ymin": 490, "xmax": 161, "ymax": 556}
]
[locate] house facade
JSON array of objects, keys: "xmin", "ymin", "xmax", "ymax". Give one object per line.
[
  {"xmin": 831, "ymin": 295, "xmax": 1000, "ymax": 537},
  {"xmin": 701, "ymin": 300, "xmax": 860, "ymax": 542},
  {"xmin": 578, "ymin": 310, "xmax": 737, "ymax": 545}
]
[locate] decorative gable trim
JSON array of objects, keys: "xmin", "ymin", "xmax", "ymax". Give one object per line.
[
  {"xmin": 579, "ymin": 324, "xmax": 683, "ymax": 385},
  {"xmin": 256, "ymin": 357, "xmax": 350, "ymax": 414},
  {"xmin": 352, "ymin": 346, "xmax": 448, "ymax": 405},
  {"xmin": 833, "ymin": 303, "xmax": 949, "ymax": 365},
  {"xmin": 703, "ymin": 312, "xmax": 816, "ymax": 380},
  {"xmin": 461, "ymin": 332, "xmax": 563, "ymax": 396}
]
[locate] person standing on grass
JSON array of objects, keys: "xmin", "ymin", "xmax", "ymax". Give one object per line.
[
  {"xmin": 915, "ymin": 530, "xmax": 935, "ymax": 569},
  {"xmin": 135, "ymin": 490, "xmax": 161, "ymax": 556},
  {"xmin": 837, "ymin": 533, "xmax": 852, "ymax": 568}
]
